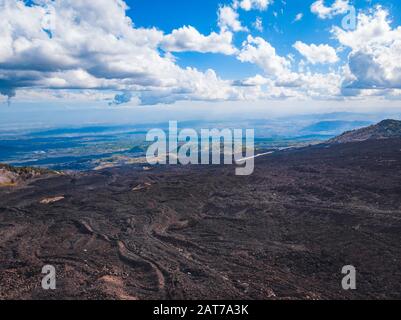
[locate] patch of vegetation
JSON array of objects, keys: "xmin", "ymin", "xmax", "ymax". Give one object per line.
[{"xmin": 0, "ymin": 163, "xmax": 54, "ymax": 180}]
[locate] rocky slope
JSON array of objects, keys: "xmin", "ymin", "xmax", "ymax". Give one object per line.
[
  {"xmin": 328, "ymin": 119, "xmax": 401, "ymax": 144},
  {"xmin": 0, "ymin": 164, "xmax": 54, "ymax": 187},
  {"xmin": 1, "ymin": 138, "xmax": 401, "ymax": 300}
]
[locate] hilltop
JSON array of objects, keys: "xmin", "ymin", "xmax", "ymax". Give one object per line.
[{"xmin": 328, "ymin": 119, "xmax": 401, "ymax": 144}]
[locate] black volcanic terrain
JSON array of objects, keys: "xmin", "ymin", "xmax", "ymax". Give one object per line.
[{"xmin": 1, "ymin": 128, "xmax": 401, "ymax": 299}]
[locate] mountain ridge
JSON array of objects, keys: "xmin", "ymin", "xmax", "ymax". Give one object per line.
[{"xmin": 328, "ymin": 119, "xmax": 401, "ymax": 144}]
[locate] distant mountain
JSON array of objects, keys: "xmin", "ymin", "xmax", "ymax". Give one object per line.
[
  {"xmin": 301, "ymin": 120, "xmax": 371, "ymax": 135},
  {"xmin": 328, "ymin": 119, "xmax": 401, "ymax": 144}
]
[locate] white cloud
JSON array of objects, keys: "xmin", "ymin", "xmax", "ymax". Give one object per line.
[
  {"xmin": 294, "ymin": 13, "xmax": 303, "ymax": 22},
  {"xmin": 333, "ymin": 7, "xmax": 401, "ymax": 90},
  {"xmin": 234, "ymin": 0, "xmax": 272, "ymax": 12},
  {"xmin": 253, "ymin": 17, "xmax": 263, "ymax": 32},
  {"xmin": 218, "ymin": 0, "xmax": 270, "ymax": 33},
  {"xmin": 293, "ymin": 41, "xmax": 339, "ymax": 64},
  {"xmin": 2, "ymin": 0, "xmax": 308, "ymax": 105},
  {"xmin": 218, "ymin": 5, "xmax": 248, "ymax": 32},
  {"xmin": 0, "ymin": 0, "xmax": 242, "ymax": 105},
  {"xmin": 2, "ymin": 0, "xmax": 398, "ymax": 105},
  {"xmin": 297, "ymin": 72, "xmax": 342, "ymax": 99},
  {"xmin": 161, "ymin": 26, "xmax": 237, "ymax": 55},
  {"xmin": 236, "ymin": 37, "xmax": 342, "ymax": 99},
  {"xmin": 311, "ymin": 0, "xmax": 350, "ymax": 19},
  {"xmin": 332, "ymin": 7, "xmax": 396, "ymax": 51},
  {"xmin": 235, "ymin": 74, "xmax": 271, "ymax": 86},
  {"xmin": 238, "ymin": 36, "xmax": 291, "ymax": 78}
]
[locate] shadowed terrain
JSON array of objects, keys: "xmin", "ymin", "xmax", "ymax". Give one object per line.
[{"xmin": 1, "ymin": 135, "xmax": 401, "ymax": 300}]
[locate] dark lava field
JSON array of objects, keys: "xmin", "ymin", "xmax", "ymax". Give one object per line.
[{"xmin": 1, "ymin": 139, "xmax": 401, "ymax": 300}]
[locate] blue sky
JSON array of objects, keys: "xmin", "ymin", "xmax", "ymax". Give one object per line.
[
  {"xmin": 127, "ymin": 0, "xmax": 401, "ymax": 78},
  {"xmin": 1, "ymin": 0, "xmax": 401, "ymax": 126}
]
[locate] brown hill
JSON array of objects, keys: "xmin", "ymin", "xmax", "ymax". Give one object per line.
[{"xmin": 0, "ymin": 164, "xmax": 54, "ymax": 187}]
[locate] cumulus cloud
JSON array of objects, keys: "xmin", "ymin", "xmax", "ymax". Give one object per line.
[
  {"xmin": 333, "ymin": 7, "xmax": 401, "ymax": 90},
  {"xmin": 0, "ymin": 0, "xmax": 242, "ymax": 105},
  {"xmin": 218, "ymin": 5, "xmax": 248, "ymax": 32},
  {"xmin": 235, "ymin": 36, "xmax": 342, "ymax": 99},
  {"xmin": 293, "ymin": 41, "xmax": 339, "ymax": 64},
  {"xmin": 233, "ymin": 74, "xmax": 271, "ymax": 86},
  {"xmin": 238, "ymin": 36, "xmax": 291, "ymax": 78},
  {"xmin": 1, "ymin": 0, "xmax": 397, "ymax": 105},
  {"xmin": 161, "ymin": 26, "xmax": 237, "ymax": 55},
  {"xmin": 234, "ymin": 0, "xmax": 272, "ymax": 12},
  {"xmin": 311, "ymin": 0, "xmax": 350, "ymax": 19},
  {"xmin": 218, "ymin": 0, "xmax": 271, "ymax": 34},
  {"xmin": 2, "ymin": 0, "xmax": 301, "ymax": 105}
]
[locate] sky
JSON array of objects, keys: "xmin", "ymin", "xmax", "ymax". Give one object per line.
[{"xmin": 1, "ymin": 0, "xmax": 401, "ymax": 126}]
